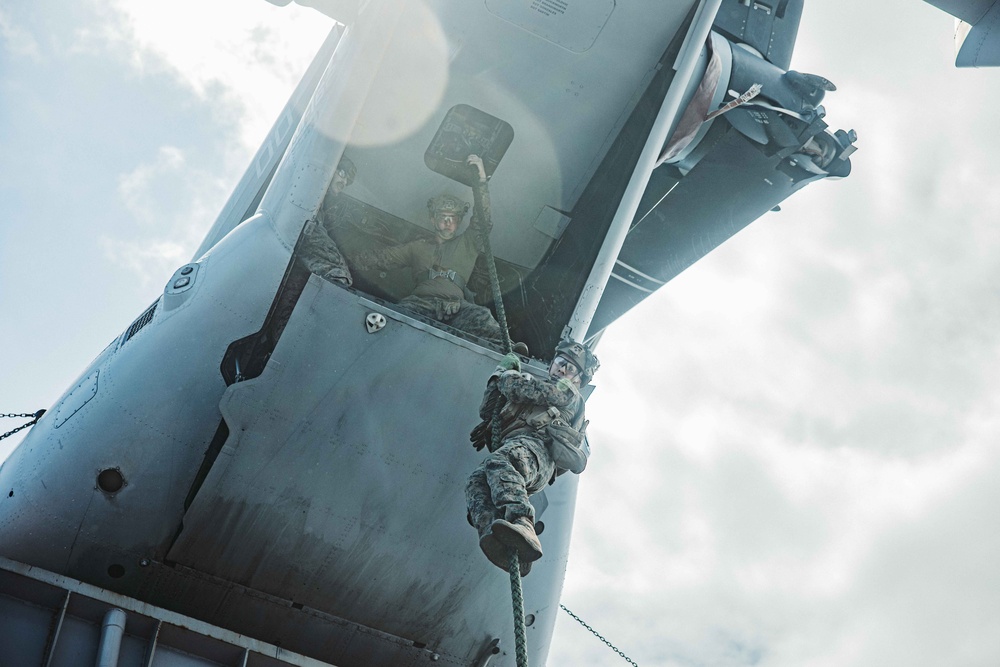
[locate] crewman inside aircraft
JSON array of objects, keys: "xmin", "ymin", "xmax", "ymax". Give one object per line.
[
  {"xmin": 300, "ymin": 155, "xmax": 357, "ymax": 285},
  {"xmin": 351, "ymin": 154, "xmax": 514, "ymax": 349},
  {"xmin": 466, "ymin": 340, "xmax": 599, "ymax": 576}
]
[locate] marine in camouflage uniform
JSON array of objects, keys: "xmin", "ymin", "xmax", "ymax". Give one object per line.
[
  {"xmin": 300, "ymin": 156, "xmax": 357, "ymax": 285},
  {"xmin": 466, "ymin": 341, "xmax": 599, "ymax": 575},
  {"xmin": 352, "ymin": 155, "xmax": 505, "ymax": 345}
]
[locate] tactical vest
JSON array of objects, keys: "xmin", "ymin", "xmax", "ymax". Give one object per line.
[{"xmin": 495, "ymin": 376, "xmax": 584, "ymax": 443}]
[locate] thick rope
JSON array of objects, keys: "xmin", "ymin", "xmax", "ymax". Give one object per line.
[
  {"xmin": 490, "ymin": 406, "xmax": 505, "ymax": 454},
  {"xmin": 481, "ymin": 218, "xmax": 516, "ymax": 456},
  {"xmin": 478, "ymin": 231, "xmax": 514, "ymax": 356},
  {"xmin": 477, "ymin": 213, "xmax": 529, "ymax": 667},
  {"xmin": 508, "ymin": 550, "xmax": 530, "ymax": 667}
]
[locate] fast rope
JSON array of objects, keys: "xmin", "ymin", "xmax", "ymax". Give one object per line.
[
  {"xmin": 508, "ymin": 551, "xmax": 530, "ymax": 667},
  {"xmin": 477, "ymin": 204, "xmax": 516, "ymax": 475},
  {"xmin": 559, "ymin": 604, "xmax": 639, "ymax": 667},
  {"xmin": 478, "ymin": 228, "xmax": 514, "ymax": 356},
  {"xmin": 477, "ymin": 192, "xmax": 530, "ymax": 667},
  {"xmin": 0, "ymin": 410, "xmax": 46, "ymax": 441}
]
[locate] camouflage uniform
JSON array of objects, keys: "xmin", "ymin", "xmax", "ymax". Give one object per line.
[
  {"xmin": 465, "ymin": 370, "xmax": 586, "ymax": 534},
  {"xmin": 352, "ymin": 182, "xmax": 504, "ymax": 344},
  {"xmin": 393, "ymin": 295, "xmax": 503, "ymax": 343},
  {"xmin": 300, "ymin": 189, "xmax": 354, "ymax": 286}
]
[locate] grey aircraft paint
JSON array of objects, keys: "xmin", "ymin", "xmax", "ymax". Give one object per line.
[
  {"xmin": 923, "ymin": 0, "xmax": 1000, "ymax": 66},
  {"xmin": 0, "ymin": 0, "xmax": 856, "ymax": 665}
]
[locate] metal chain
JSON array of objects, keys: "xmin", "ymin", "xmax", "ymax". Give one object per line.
[
  {"xmin": 0, "ymin": 410, "xmax": 46, "ymax": 441},
  {"xmin": 560, "ymin": 604, "xmax": 639, "ymax": 667},
  {"xmin": 508, "ymin": 550, "xmax": 530, "ymax": 667}
]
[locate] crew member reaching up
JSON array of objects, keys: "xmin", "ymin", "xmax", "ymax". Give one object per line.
[{"xmin": 353, "ymin": 155, "xmax": 513, "ymax": 348}]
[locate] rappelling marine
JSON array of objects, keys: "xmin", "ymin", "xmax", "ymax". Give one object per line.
[{"xmin": 466, "ymin": 340, "xmax": 600, "ymax": 575}]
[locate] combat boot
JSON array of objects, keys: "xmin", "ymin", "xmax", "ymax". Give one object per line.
[
  {"xmin": 479, "ymin": 526, "xmax": 532, "ymax": 577},
  {"xmin": 489, "ymin": 517, "xmax": 543, "ymax": 563}
]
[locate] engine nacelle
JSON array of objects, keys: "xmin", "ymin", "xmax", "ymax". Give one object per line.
[{"xmin": 588, "ymin": 30, "xmax": 858, "ymax": 336}]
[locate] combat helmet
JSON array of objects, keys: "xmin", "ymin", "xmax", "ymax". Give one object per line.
[
  {"xmin": 554, "ymin": 340, "xmax": 600, "ymax": 385},
  {"xmin": 337, "ymin": 156, "xmax": 357, "ymax": 185},
  {"xmin": 427, "ymin": 194, "xmax": 470, "ymax": 219}
]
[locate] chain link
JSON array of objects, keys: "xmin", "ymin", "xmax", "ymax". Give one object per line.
[
  {"xmin": 0, "ymin": 410, "xmax": 46, "ymax": 441},
  {"xmin": 560, "ymin": 604, "xmax": 639, "ymax": 667}
]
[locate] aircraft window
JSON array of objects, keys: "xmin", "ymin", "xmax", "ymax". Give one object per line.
[
  {"xmin": 301, "ymin": 188, "xmax": 531, "ymax": 352},
  {"xmin": 314, "ymin": 193, "xmax": 431, "ymax": 303},
  {"xmin": 299, "ymin": 106, "xmax": 534, "ymax": 354}
]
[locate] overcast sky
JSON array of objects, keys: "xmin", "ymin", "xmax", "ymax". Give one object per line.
[{"xmin": 3, "ymin": 1, "xmax": 999, "ymax": 666}]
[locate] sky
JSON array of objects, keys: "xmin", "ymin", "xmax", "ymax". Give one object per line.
[{"xmin": 2, "ymin": 1, "xmax": 999, "ymax": 666}]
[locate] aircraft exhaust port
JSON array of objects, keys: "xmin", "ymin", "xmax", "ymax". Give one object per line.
[{"xmin": 96, "ymin": 467, "xmax": 126, "ymax": 495}]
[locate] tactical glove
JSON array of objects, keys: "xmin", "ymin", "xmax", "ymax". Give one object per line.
[
  {"xmin": 473, "ymin": 378, "xmax": 506, "ymax": 451},
  {"xmin": 469, "ymin": 419, "xmax": 491, "ymax": 451},
  {"xmin": 479, "ymin": 379, "xmax": 503, "ymax": 419},
  {"xmin": 495, "ymin": 352, "xmax": 521, "ymax": 373}
]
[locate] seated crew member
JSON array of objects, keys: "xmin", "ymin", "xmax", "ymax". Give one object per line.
[
  {"xmin": 352, "ymin": 154, "xmax": 508, "ymax": 346},
  {"xmin": 465, "ymin": 340, "xmax": 599, "ymax": 576},
  {"xmin": 300, "ymin": 155, "xmax": 357, "ymax": 285}
]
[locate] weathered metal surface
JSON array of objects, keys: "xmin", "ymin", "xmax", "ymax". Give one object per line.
[
  {"xmin": 0, "ymin": 215, "xmax": 289, "ymax": 577},
  {"xmin": 0, "ymin": 2, "xmax": 857, "ymax": 664},
  {"xmin": 0, "ymin": 210, "xmax": 578, "ymax": 666},
  {"xmin": 168, "ymin": 276, "xmax": 578, "ymax": 666},
  {"xmin": 0, "ymin": 556, "xmax": 336, "ymax": 667}
]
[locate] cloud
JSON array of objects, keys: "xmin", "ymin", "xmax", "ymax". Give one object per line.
[
  {"xmin": 6, "ymin": 1, "xmax": 1000, "ymax": 665},
  {"xmin": 552, "ymin": 32, "xmax": 1000, "ymax": 653},
  {"xmin": 92, "ymin": 0, "xmax": 332, "ymax": 150},
  {"xmin": 63, "ymin": 0, "xmax": 335, "ymax": 285},
  {"xmin": 844, "ymin": 451, "xmax": 1000, "ymax": 665},
  {"xmin": 562, "ymin": 373, "xmax": 999, "ymax": 665},
  {"xmin": 0, "ymin": 8, "xmax": 41, "ymax": 60},
  {"xmin": 117, "ymin": 145, "xmax": 188, "ymax": 226},
  {"xmin": 100, "ymin": 237, "xmax": 189, "ymax": 289},
  {"xmin": 103, "ymin": 145, "xmax": 229, "ymax": 285}
]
